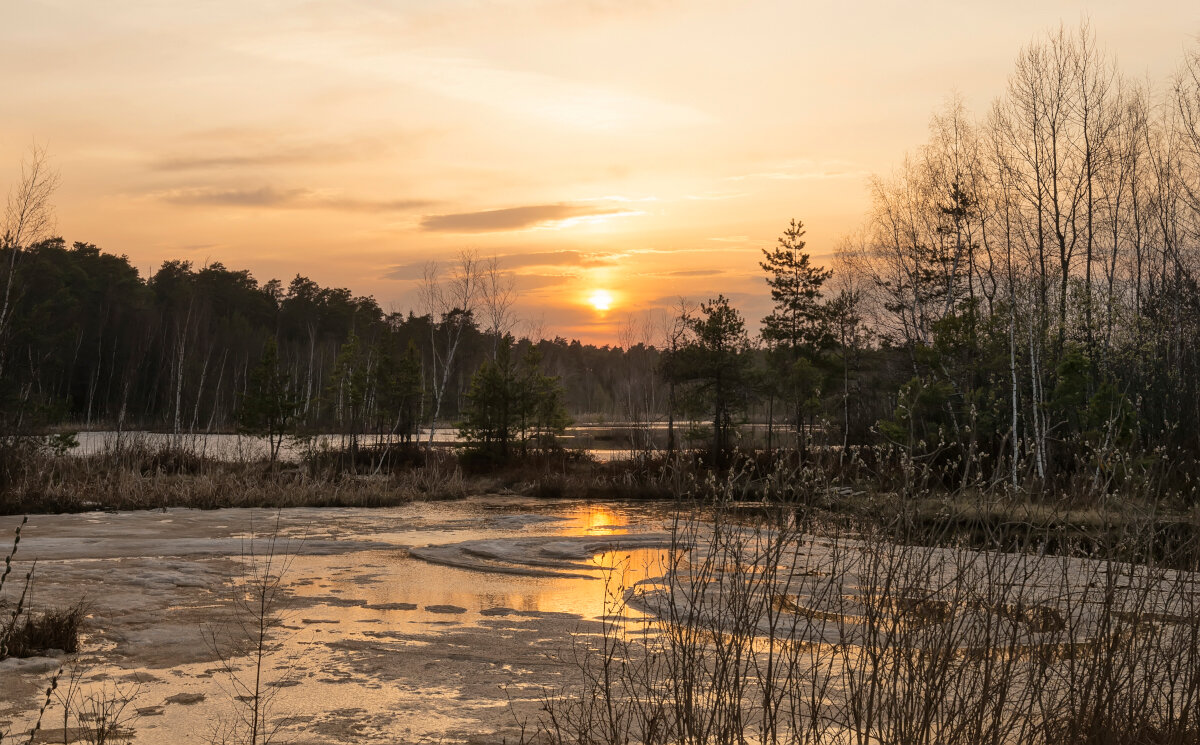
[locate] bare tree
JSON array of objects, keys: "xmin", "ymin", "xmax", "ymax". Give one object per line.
[
  {"xmin": 420, "ymin": 250, "xmax": 481, "ymax": 448},
  {"xmin": 203, "ymin": 515, "xmax": 298, "ymax": 745},
  {"xmin": 0, "ymin": 144, "xmax": 59, "ymax": 378},
  {"xmin": 660, "ymin": 298, "xmax": 695, "ymax": 457},
  {"xmin": 519, "ymin": 312, "xmax": 545, "ymax": 343},
  {"xmin": 1176, "ymin": 42, "xmax": 1200, "ymax": 225},
  {"xmin": 617, "ymin": 312, "xmax": 660, "ymax": 452},
  {"xmin": 480, "ymin": 255, "xmax": 517, "ymax": 357}
]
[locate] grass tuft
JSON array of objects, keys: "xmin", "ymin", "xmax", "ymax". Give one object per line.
[{"xmin": 1, "ymin": 601, "xmax": 87, "ymax": 659}]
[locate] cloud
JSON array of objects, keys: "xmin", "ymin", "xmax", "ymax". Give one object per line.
[
  {"xmin": 684, "ymin": 192, "xmax": 747, "ymax": 201},
  {"xmin": 658, "ymin": 268, "xmax": 725, "ymax": 277},
  {"xmin": 646, "ymin": 290, "xmax": 762, "ymax": 309},
  {"xmin": 513, "ymin": 273, "xmax": 573, "ymax": 291},
  {"xmin": 155, "ymin": 186, "xmax": 429, "ymax": 212},
  {"xmin": 615, "ymin": 245, "xmax": 745, "ymax": 259},
  {"xmin": 159, "ymin": 186, "xmax": 301, "ymax": 207},
  {"xmin": 384, "ymin": 249, "xmax": 615, "ymax": 281},
  {"xmin": 154, "ymin": 152, "xmax": 325, "ymax": 171},
  {"xmin": 150, "ymin": 135, "xmax": 398, "ymax": 172},
  {"xmin": 500, "ymin": 250, "xmax": 617, "ymax": 269},
  {"xmin": 319, "ymin": 196, "xmax": 431, "ymax": 212},
  {"xmin": 419, "ymin": 203, "xmax": 626, "ymax": 232}
]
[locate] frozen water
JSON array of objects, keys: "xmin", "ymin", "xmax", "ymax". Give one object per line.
[{"xmin": 0, "ymin": 499, "xmax": 668, "ymax": 744}]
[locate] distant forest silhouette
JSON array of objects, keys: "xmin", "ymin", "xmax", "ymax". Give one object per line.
[{"xmin": 0, "ymin": 240, "xmax": 672, "ymax": 432}]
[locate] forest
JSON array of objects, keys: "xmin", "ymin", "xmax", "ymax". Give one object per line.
[
  {"xmin": 3, "ymin": 25, "xmax": 1200, "ymax": 495},
  {"xmin": 0, "ymin": 240, "xmax": 662, "ymax": 437}
]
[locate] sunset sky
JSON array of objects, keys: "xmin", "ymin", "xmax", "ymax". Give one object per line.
[{"xmin": 2, "ymin": 1, "xmax": 1196, "ymax": 343}]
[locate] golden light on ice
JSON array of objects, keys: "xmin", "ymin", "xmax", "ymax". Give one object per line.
[{"xmin": 588, "ymin": 289, "xmax": 614, "ymax": 312}]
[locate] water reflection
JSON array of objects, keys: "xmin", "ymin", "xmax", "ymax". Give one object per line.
[
  {"xmin": 579, "ymin": 504, "xmax": 626, "ymax": 535},
  {"xmin": 288, "ymin": 503, "xmax": 671, "ymax": 624},
  {"xmin": 0, "ymin": 500, "xmax": 675, "ymax": 745},
  {"xmin": 70, "ymin": 431, "xmax": 646, "ymax": 463}
]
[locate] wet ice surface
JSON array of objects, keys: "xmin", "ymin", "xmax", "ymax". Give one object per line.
[
  {"xmin": 7, "ymin": 502, "xmax": 1198, "ymax": 744},
  {"xmin": 0, "ymin": 498, "xmax": 674, "ymax": 744}
]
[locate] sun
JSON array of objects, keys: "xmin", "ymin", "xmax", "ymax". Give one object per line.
[{"xmin": 588, "ymin": 289, "xmax": 614, "ymax": 312}]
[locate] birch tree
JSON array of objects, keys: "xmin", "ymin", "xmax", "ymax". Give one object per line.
[
  {"xmin": 0, "ymin": 144, "xmax": 59, "ymax": 381},
  {"xmin": 421, "ymin": 250, "xmax": 481, "ymax": 449}
]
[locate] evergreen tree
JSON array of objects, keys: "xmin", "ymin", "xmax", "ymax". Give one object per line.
[
  {"xmin": 516, "ymin": 343, "xmax": 572, "ymax": 452},
  {"xmin": 759, "ymin": 219, "xmax": 833, "ymax": 454},
  {"xmin": 237, "ymin": 338, "xmax": 300, "ymax": 464},
  {"xmin": 374, "ymin": 340, "xmax": 423, "ymax": 444},
  {"xmin": 459, "ymin": 342, "xmax": 516, "ymax": 457},
  {"xmin": 328, "ymin": 333, "xmax": 371, "ymax": 463},
  {"xmin": 458, "ymin": 337, "xmax": 570, "ymax": 459},
  {"xmin": 661, "ymin": 295, "xmax": 754, "ymax": 464}
]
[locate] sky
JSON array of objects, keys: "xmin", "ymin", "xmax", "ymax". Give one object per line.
[{"xmin": 2, "ymin": 1, "xmax": 1197, "ymax": 344}]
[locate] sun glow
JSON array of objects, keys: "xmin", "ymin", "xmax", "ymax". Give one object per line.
[{"xmin": 588, "ymin": 289, "xmax": 614, "ymax": 312}]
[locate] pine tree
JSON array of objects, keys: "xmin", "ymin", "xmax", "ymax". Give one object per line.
[
  {"xmin": 374, "ymin": 339, "xmax": 423, "ymax": 445},
  {"xmin": 328, "ymin": 333, "xmax": 371, "ymax": 463},
  {"xmin": 237, "ymin": 338, "xmax": 300, "ymax": 465},
  {"xmin": 759, "ymin": 219, "xmax": 833, "ymax": 454},
  {"xmin": 760, "ymin": 220, "xmax": 833, "ymax": 353},
  {"xmin": 661, "ymin": 295, "xmax": 754, "ymax": 464},
  {"xmin": 458, "ymin": 337, "xmax": 570, "ymax": 460}
]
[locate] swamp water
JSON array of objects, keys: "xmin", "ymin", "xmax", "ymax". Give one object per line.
[
  {"xmin": 0, "ymin": 499, "xmax": 675, "ymax": 744},
  {"xmin": 5, "ymin": 498, "xmax": 1199, "ymax": 744}
]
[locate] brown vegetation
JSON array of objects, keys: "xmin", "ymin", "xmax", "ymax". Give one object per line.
[{"xmin": 526, "ymin": 492, "xmax": 1200, "ymax": 745}]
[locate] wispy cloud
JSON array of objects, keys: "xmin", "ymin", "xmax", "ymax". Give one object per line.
[
  {"xmin": 149, "ymin": 133, "xmax": 399, "ymax": 171},
  {"xmin": 659, "ymin": 268, "xmax": 726, "ymax": 277},
  {"xmin": 738, "ymin": 171, "xmax": 862, "ymax": 181},
  {"xmin": 154, "ymin": 186, "xmax": 429, "ymax": 212},
  {"xmin": 514, "ymin": 273, "xmax": 576, "ymax": 291},
  {"xmin": 153, "ymin": 151, "xmax": 324, "ymax": 171},
  {"xmin": 684, "ymin": 192, "xmax": 747, "ymax": 201},
  {"xmin": 498, "ymin": 250, "xmax": 618, "ymax": 269},
  {"xmin": 384, "ymin": 249, "xmax": 616, "ymax": 280},
  {"xmin": 419, "ymin": 203, "xmax": 629, "ymax": 232},
  {"xmin": 647, "ymin": 290, "xmax": 761, "ymax": 308}
]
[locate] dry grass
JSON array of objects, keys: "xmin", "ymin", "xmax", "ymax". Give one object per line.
[
  {"xmin": 0, "ymin": 437, "xmax": 684, "ymax": 515},
  {"xmin": 1, "ymin": 516, "xmax": 86, "ymax": 662},
  {"xmin": 0, "ymin": 440, "xmax": 489, "ymax": 515},
  {"xmin": 1, "ymin": 602, "xmax": 86, "ymax": 658},
  {"xmin": 527, "ymin": 498, "xmax": 1200, "ymax": 745},
  {"xmin": 4, "ymin": 437, "xmax": 1198, "ymax": 581}
]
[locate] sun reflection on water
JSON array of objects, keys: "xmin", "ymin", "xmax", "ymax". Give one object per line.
[{"xmin": 575, "ymin": 504, "xmax": 627, "ymax": 535}]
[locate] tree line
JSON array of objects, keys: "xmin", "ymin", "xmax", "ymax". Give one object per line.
[
  {"xmin": 4, "ymin": 23, "xmax": 1200, "ymax": 487},
  {"xmin": 663, "ymin": 25, "xmax": 1200, "ymax": 489},
  {"xmin": 0, "ymin": 230, "xmax": 650, "ymax": 449}
]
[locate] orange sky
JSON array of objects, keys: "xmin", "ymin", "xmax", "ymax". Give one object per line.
[{"xmin": 2, "ymin": 1, "xmax": 1196, "ymax": 343}]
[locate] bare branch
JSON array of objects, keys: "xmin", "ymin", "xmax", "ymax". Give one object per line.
[{"xmin": 2, "ymin": 143, "xmax": 59, "ymax": 251}]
